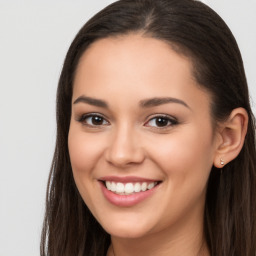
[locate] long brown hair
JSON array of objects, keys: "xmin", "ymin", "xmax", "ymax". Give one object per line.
[{"xmin": 41, "ymin": 0, "xmax": 256, "ymax": 255}]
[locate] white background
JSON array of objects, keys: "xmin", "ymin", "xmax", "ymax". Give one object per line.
[{"xmin": 0, "ymin": 1, "xmax": 255, "ymax": 255}]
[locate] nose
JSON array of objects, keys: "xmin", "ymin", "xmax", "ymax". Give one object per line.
[{"xmin": 104, "ymin": 125, "xmax": 145, "ymax": 168}]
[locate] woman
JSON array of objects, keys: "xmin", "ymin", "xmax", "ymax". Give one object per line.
[{"xmin": 41, "ymin": 0, "xmax": 256, "ymax": 255}]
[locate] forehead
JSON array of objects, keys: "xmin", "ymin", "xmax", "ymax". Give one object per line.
[
  {"xmin": 75, "ymin": 34, "xmax": 195, "ymax": 80},
  {"xmin": 73, "ymin": 34, "xmax": 211, "ymax": 114}
]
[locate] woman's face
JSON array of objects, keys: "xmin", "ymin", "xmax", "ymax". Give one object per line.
[{"xmin": 68, "ymin": 34, "xmax": 219, "ymax": 239}]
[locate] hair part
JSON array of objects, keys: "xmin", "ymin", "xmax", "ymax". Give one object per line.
[{"xmin": 41, "ymin": 1, "xmax": 256, "ymax": 255}]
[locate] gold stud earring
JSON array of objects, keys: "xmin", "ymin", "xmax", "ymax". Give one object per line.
[{"xmin": 220, "ymin": 158, "xmax": 225, "ymax": 166}]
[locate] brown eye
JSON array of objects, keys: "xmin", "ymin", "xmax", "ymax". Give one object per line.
[
  {"xmin": 155, "ymin": 117, "xmax": 169, "ymax": 127},
  {"xmin": 91, "ymin": 116, "xmax": 104, "ymax": 125},
  {"xmin": 145, "ymin": 115, "xmax": 178, "ymax": 128},
  {"xmin": 79, "ymin": 114, "xmax": 109, "ymax": 126}
]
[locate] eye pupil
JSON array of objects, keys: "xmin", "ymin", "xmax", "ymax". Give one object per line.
[
  {"xmin": 92, "ymin": 116, "xmax": 103, "ymax": 125},
  {"xmin": 156, "ymin": 117, "xmax": 168, "ymax": 127}
]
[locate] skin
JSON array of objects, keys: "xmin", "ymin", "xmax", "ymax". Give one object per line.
[{"xmin": 68, "ymin": 34, "xmax": 242, "ymax": 256}]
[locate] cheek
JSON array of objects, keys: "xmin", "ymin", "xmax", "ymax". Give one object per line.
[
  {"xmin": 67, "ymin": 126, "xmax": 106, "ymax": 205},
  {"xmin": 68, "ymin": 128, "xmax": 105, "ymax": 175},
  {"xmin": 68, "ymin": 126, "xmax": 107, "ymax": 216},
  {"xmin": 148, "ymin": 125, "xmax": 214, "ymax": 188}
]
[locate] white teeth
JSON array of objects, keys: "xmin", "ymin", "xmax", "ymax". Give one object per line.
[
  {"xmin": 105, "ymin": 181, "xmax": 158, "ymax": 195},
  {"xmin": 147, "ymin": 182, "xmax": 154, "ymax": 190},
  {"xmin": 116, "ymin": 183, "xmax": 125, "ymax": 193},
  {"xmin": 134, "ymin": 182, "xmax": 141, "ymax": 192},
  {"xmin": 124, "ymin": 183, "xmax": 134, "ymax": 194},
  {"xmin": 141, "ymin": 182, "xmax": 147, "ymax": 191},
  {"xmin": 106, "ymin": 181, "xmax": 111, "ymax": 190},
  {"xmin": 110, "ymin": 182, "xmax": 116, "ymax": 192}
]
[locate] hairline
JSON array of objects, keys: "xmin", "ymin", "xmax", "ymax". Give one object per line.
[{"xmin": 72, "ymin": 30, "xmax": 220, "ymax": 132}]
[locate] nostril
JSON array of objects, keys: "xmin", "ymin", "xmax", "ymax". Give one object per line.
[{"xmin": 105, "ymin": 147, "xmax": 146, "ymax": 167}]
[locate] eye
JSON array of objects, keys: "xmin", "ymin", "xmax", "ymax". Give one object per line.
[
  {"xmin": 78, "ymin": 114, "xmax": 109, "ymax": 127},
  {"xmin": 145, "ymin": 115, "xmax": 178, "ymax": 128}
]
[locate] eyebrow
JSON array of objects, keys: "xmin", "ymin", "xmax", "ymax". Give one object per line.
[
  {"xmin": 139, "ymin": 97, "xmax": 190, "ymax": 109},
  {"xmin": 73, "ymin": 95, "xmax": 190, "ymax": 109},
  {"xmin": 73, "ymin": 96, "xmax": 109, "ymax": 108}
]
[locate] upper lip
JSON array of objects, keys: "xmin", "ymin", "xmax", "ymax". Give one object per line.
[{"xmin": 99, "ymin": 176, "xmax": 161, "ymax": 183}]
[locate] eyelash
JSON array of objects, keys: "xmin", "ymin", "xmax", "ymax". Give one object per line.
[
  {"xmin": 144, "ymin": 114, "xmax": 178, "ymax": 129},
  {"xmin": 77, "ymin": 113, "xmax": 178, "ymax": 129},
  {"xmin": 77, "ymin": 113, "xmax": 109, "ymax": 128}
]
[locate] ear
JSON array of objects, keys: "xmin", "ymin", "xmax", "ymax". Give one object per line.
[{"xmin": 213, "ymin": 108, "xmax": 248, "ymax": 168}]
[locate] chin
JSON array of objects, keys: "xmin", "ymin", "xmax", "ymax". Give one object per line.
[
  {"xmin": 107, "ymin": 227, "xmax": 150, "ymax": 239},
  {"xmin": 101, "ymin": 218, "xmax": 154, "ymax": 239}
]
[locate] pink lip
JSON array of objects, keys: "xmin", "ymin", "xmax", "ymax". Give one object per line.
[{"xmin": 99, "ymin": 177, "xmax": 161, "ymax": 207}]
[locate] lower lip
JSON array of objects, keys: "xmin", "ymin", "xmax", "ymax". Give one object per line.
[{"xmin": 99, "ymin": 182, "xmax": 160, "ymax": 207}]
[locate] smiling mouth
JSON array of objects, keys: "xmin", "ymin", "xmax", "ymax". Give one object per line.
[{"xmin": 102, "ymin": 181, "xmax": 161, "ymax": 195}]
